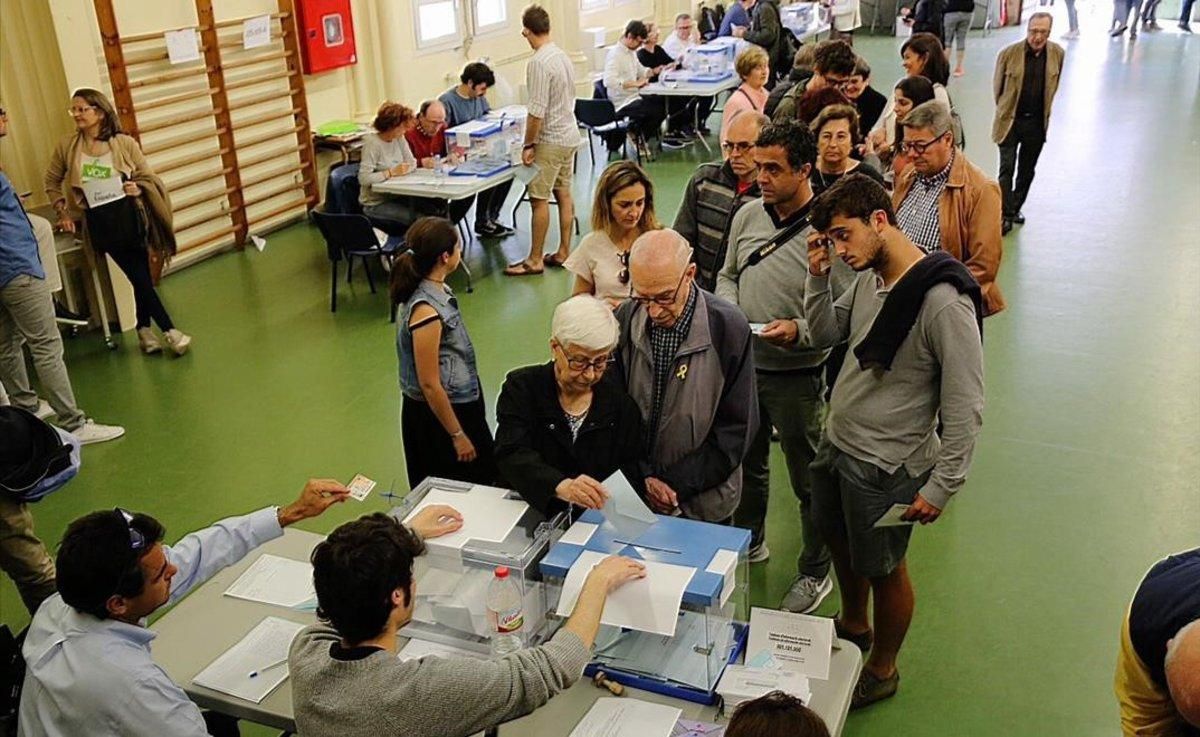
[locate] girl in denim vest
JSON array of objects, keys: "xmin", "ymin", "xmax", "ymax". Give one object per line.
[{"xmin": 392, "ymin": 217, "xmax": 496, "ymax": 487}]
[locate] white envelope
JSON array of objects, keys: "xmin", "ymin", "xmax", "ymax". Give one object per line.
[{"xmin": 600, "ymin": 471, "xmax": 657, "ymax": 541}]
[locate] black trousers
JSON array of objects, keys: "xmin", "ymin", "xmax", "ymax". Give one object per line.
[
  {"xmin": 105, "ymin": 247, "xmax": 175, "ymax": 331},
  {"xmin": 997, "ymin": 116, "xmax": 1046, "ymax": 219},
  {"xmin": 474, "ymin": 180, "xmax": 514, "ymax": 228},
  {"xmin": 618, "ymin": 97, "xmax": 667, "ymax": 141},
  {"xmin": 401, "ymin": 394, "xmax": 497, "ymax": 488}
]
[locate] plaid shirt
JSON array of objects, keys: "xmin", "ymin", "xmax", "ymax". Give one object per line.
[
  {"xmin": 896, "ymin": 152, "xmax": 955, "ymax": 254},
  {"xmin": 647, "ymin": 285, "xmax": 699, "ymax": 443}
]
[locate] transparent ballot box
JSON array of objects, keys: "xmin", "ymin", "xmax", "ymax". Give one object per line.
[
  {"xmin": 390, "ymin": 478, "xmax": 568, "ymax": 655},
  {"xmin": 687, "ymin": 41, "xmax": 736, "ymax": 74},
  {"xmin": 443, "ymin": 118, "xmax": 519, "ymax": 176},
  {"xmin": 781, "ymin": 2, "xmax": 828, "ymax": 34},
  {"xmin": 539, "ymin": 509, "xmax": 751, "ymax": 704}
]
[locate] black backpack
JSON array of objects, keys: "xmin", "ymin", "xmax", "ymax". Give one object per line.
[{"xmin": 0, "ymin": 626, "xmax": 27, "ymax": 737}]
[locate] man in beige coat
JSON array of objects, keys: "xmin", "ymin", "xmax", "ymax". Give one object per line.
[{"xmin": 992, "ymin": 12, "xmax": 1064, "ymax": 234}]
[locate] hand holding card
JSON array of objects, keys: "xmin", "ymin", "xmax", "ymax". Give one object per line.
[{"xmin": 347, "ymin": 474, "xmax": 376, "ymax": 502}]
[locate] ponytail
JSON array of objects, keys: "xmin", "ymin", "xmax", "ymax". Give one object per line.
[{"xmin": 389, "ymin": 216, "xmax": 459, "ymax": 305}]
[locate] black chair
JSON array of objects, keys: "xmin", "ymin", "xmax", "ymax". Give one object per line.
[
  {"xmin": 575, "ymin": 98, "xmax": 639, "ymax": 167},
  {"xmin": 311, "ymin": 210, "xmax": 404, "ymax": 314}
]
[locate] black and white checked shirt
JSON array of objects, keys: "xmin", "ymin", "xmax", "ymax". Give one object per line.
[
  {"xmin": 896, "ymin": 152, "xmax": 955, "ymax": 254},
  {"xmin": 647, "ymin": 285, "xmax": 698, "ymax": 444}
]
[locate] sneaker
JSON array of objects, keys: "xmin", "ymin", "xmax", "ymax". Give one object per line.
[
  {"xmin": 1061, "ymin": 29, "xmax": 1080, "ymax": 39},
  {"xmin": 780, "ymin": 574, "xmax": 833, "ymax": 613},
  {"xmin": 34, "ymin": 399, "xmax": 56, "ymax": 421},
  {"xmin": 138, "ymin": 328, "xmax": 163, "ymax": 355},
  {"xmin": 163, "ymin": 329, "xmax": 191, "ymax": 357},
  {"xmin": 851, "ymin": 667, "xmax": 900, "ymax": 710},
  {"xmin": 1014, "ymin": 211, "xmax": 1026, "ymax": 224},
  {"xmin": 661, "ymin": 137, "xmax": 688, "ymax": 151},
  {"xmin": 748, "ymin": 542, "xmax": 770, "ymax": 563},
  {"xmin": 1180, "ymin": 22, "xmax": 1193, "ymax": 32},
  {"xmin": 475, "ymin": 222, "xmax": 503, "ymax": 238},
  {"xmin": 1110, "ymin": 24, "xmax": 1128, "ymax": 36},
  {"xmin": 72, "ymin": 419, "xmax": 126, "ymax": 445},
  {"xmin": 487, "ymin": 221, "xmax": 516, "ymax": 237}
]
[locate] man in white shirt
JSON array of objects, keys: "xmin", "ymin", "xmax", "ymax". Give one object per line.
[
  {"xmin": 603, "ymin": 20, "xmax": 670, "ymax": 157},
  {"xmin": 663, "ymin": 13, "xmax": 700, "ymax": 61},
  {"xmin": 508, "ymin": 4, "xmax": 582, "ymax": 277},
  {"xmin": 18, "ymin": 479, "xmax": 351, "ymax": 737}
]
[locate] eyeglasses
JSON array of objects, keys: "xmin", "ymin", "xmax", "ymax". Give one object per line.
[
  {"xmin": 618, "ymin": 250, "xmax": 630, "ymax": 285},
  {"xmin": 555, "ymin": 344, "xmax": 615, "ymax": 372},
  {"xmin": 825, "ymin": 76, "xmax": 853, "ymax": 89},
  {"xmin": 67, "ymin": 105, "xmax": 95, "ymax": 116},
  {"xmin": 631, "ymin": 268, "xmax": 689, "ymax": 307},
  {"xmin": 721, "ymin": 141, "xmax": 754, "ymax": 154},
  {"xmin": 899, "ymin": 131, "xmax": 949, "ymax": 155},
  {"xmin": 115, "ymin": 508, "xmax": 147, "ymax": 551}
]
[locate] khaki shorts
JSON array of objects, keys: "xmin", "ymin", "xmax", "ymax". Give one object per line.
[{"xmin": 528, "ymin": 143, "xmax": 575, "ymax": 200}]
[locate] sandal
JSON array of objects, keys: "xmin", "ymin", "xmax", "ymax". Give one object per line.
[
  {"xmin": 542, "ymin": 253, "xmax": 568, "ymax": 268},
  {"xmin": 503, "ymin": 261, "xmax": 543, "ymax": 277}
]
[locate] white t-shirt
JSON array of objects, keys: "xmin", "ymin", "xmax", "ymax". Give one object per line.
[
  {"xmin": 79, "ymin": 151, "xmax": 126, "ymax": 209},
  {"xmin": 663, "ymin": 34, "xmax": 696, "ymax": 63},
  {"xmin": 564, "ymin": 230, "xmax": 631, "ymax": 303}
]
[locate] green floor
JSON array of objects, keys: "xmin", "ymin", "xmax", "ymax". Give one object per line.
[{"xmin": 3, "ymin": 18, "xmax": 1198, "ymax": 737}]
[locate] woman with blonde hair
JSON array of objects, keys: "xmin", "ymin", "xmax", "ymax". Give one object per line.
[
  {"xmin": 565, "ymin": 161, "xmax": 659, "ymax": 308},
  {"xmin": 720, "ymin": 46, "xmax": 771, "ymax": 142}
]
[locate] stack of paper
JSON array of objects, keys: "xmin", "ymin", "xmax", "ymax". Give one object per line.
[
  {"xmin": 192, "ymin": 617, "xmax": 304, "ymax": 703},
  {"xmin": 715, "ymin": 665, "xmax": 812, "ymax": 707},
  {"xmin": 569, "ymin": 697, "xmax": 681, "ymax": 737},
  {"xmin": 402, "ymin": 487, "xmax": 528, "ymax": 550},
  {"xmin": 555, "ymin": 550, "xmax": 695, "ymax": 636},
  {"xmin": 223, "ymin": 554, "xmax": 315, "ymax": 610}
]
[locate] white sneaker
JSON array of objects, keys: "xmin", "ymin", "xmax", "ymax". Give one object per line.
[
  {"xmin": 34, "ymin": 399, "xmax": 56, "ymax": 421},
  {"xmin": 748, "ymin": 542, "xmax": 771, "ymax": 563},
  {"xmin": 138, "ymin": 328, "xmax": 163, "ymax": 355},
  {"xmin": 163, "ymin": 329, "xmax": 192, "ymax": 356},
  {"xmin": 781, "ymin": 574, "xmax": 834, "ymax": 614},
  {"xmin": 72, "ymin": 419, "xmax": 126, "ymax": 445},
  {"xmin": 1062, "ymin": 29, "xmax": 1080, "ymax": 39}
]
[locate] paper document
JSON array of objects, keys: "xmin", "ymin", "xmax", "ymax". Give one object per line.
[
  {"xmin": 80, "ymin": 175, "xmax": 125, "ymax": 210},
  {"xmin": 514, "ymin": 164, "xmax": 540, "ymax": 185},
  {"xmin": 705, "ymin": 549, "xmax": 738, "ymax": 608},
  {"xmin": 716, "ymin": 664, "xmax": 811, "ymax": 707},
  {"xmin": 748, "ymin": 323, "xmax": 768, "ymax": 335},
  {"xmin": 165, "ymin": 29, "xmax": 201, "ymax": 64},
  {"xmin": 224, "ymin": 554, "xmax": 315, "ymax": 609},
  {"xmin": 873, "ymin": 503, "xmax": 914, "ymax": 528},
  {"xmin": 250, "ymin": 235, "xmax": 267, "ymax": 252},
  {"xmin": 397, "ymin": 638, "xmax": 485, "ymax": 662},
  {"xmin": 569, "ymin": 697, "xmax": 681, "ymax": 737},
  {"xmin": 671, "ymin": 719, "xmax": 726, "ymax": 737},
  {"xmin": 347, "ymin": 473, "xmax": 376, "ymax": 501},
  {"xmin": 556, "ymin": 550, "xmax": 694, "ymax": 636},
  {"xmin": 403, "ymin": 488, "xmax": 527, "ymax": 550},
  {"xmin": 242, "ymin": 15, "xmax": 271, "ymax": 49},
  {"xmin": 192, "ymin": 617, "xmax": 303, "ymax": 703},
  {"xmin": 747, "ymin": 607, "xmax": 833, "ymax": 679},
  {"xmin": 559, "ymin": 520, "xmax": 598, "ymax": 547},
  {"xmin": 599, "ymin": 471, "xmax": 656, "ymax": 541}
]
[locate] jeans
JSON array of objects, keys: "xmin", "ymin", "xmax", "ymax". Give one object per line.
[
  {"xmin": 0, "ymin": 493, "xmax": 56, "ymax": 615},
  {"xmin": 1183, "ymin": 0, "xmax": 1195, "ymax": 25},
  {"xmin": 1065, "ymin": 0, "xmax": 1080, "ymax": 30},
  {"xmin": 735, "ymin": 370, "xmax": 830, "ymax": 579},
  {"xmin": 106, "ymin": 247, "xmax": 174, "ymax": 331},
  {"xmin": 0, "ymin": 274, "xmax": 86, "ymax": 429},
  {"xmin": 1113, "ymin": 0, "xmax": 1145, "ymax": 26},
  {"xmin": 998, "ymin": 116, "xmax": 1047, "ymax": 218},
  {"xmin": 617, "ymin": 96, "xmax": 666, "ymax": 141}
]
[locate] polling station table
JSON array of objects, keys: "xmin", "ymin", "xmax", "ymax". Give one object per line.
[
  {"xmin": 639, "ymin": 74, "xmax": 740, "ymax": 152},
  {"xmin": 150, "ymin": 529, "xmax": 861, "ymax": 736}
]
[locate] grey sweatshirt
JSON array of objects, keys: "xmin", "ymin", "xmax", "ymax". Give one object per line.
[
  {"xmin": 716, "ymin": 198, "xmax": 854, "ymax": 372},
  {"xmin": 804, "ymin": 268, "xmax": 984, "ymax": 509},
  {"xmin": 289, "ymin": 625, "xmax": 589, "ymax": 737},
  {"xmin": 358, "ymin": 132, "xmax": 416, "ymax": 208}
]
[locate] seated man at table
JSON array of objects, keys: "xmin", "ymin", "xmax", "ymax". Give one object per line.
[
  {"xmin": 604, "ymin": 21, "xmax": 679, "ymax": 155},
  {"xmin": 437, "ymin": 62, "xmax": 517, "ymax": 239},
  {"xmin": 18, "ymin": 479, "xmax": 351, "ymax": 737},
  {"xmin": 403, "ymin": 100, "xmax": 473, "ymax": 226},
  {"xmin": 289, "ymin": 512, "xmax": 647, "ymax": 737},
  {"xmin": 495, "ymin": 295, "xmax": 645, "ymax": 518}
]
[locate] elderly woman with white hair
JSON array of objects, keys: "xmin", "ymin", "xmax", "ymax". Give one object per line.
[{"xmin": 495, "ymin": 295, "xmax": 645, "ymax": 518}]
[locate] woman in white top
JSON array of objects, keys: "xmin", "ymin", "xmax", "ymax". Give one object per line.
[
  {"xmin": 357, "ymin": 102, "xmax": 418, "ymax": 223},
  {"xmin": 565, "ymin": 162, "xmax": 659, "ymax": 308},
  {"xmin": 868, "ymin": 33, "xmax": 953, "ymax": 150}
]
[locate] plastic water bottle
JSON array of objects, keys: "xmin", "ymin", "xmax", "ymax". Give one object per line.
[
  {"xmin": 433, "ymin": 155, "xmax": 446, "ymax": 181},
  {"xmin": 486, "ymin": 566, "xmax": 524, "ymax": 657}
]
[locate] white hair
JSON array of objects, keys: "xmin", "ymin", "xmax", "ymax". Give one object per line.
[{"xmin": 551, "ymin": 295, "xmax": 619, "ymax": 352}]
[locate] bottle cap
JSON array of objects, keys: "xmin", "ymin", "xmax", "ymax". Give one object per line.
[{"xmin": 494, "ymin": 566, "xmax": 509, "ymax": 579}]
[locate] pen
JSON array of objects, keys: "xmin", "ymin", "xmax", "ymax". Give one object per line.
[{"xmin": 248, "ymin": 658, "xmax": 288, "ymax": 679}]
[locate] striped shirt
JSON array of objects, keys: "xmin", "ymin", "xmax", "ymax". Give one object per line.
[
  {"xmin": 896, "ymin": 152, "xmax": 954, "ymax": 254},
  {"xmin": 525, "ymin": 42, "xmax": 582, "ymax": 148}
]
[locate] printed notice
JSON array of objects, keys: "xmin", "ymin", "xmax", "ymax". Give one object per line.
[{"xmin": 746, "ymin": 607, "xmax": 833, "ymax": 680}]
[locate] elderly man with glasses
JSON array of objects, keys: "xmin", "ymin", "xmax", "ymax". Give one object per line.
[
  {"xmin": 673, "ymin": 111, "xmax": 768, "ymax": 292},
  {"xmin": 893, "ymin": 100, "xmax": 1006, "ymax": 317},
  {"xmin": 612, "ymin": 229, "xmax": 757, "ymax": 524},
  {"xmin": 18, "ymin": 480, "xmax": 351, "ymax": 737}
]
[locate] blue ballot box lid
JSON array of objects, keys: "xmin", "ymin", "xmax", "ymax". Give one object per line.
[{"xmin": 540, "ymin": 509, "xmax": 750, "ymax": 608}]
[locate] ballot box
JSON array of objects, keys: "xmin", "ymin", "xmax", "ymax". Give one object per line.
[
  {"xmin": 443, "ymin": 118, "xmax": 520, "ymax": 176},
  {"xmin": 539, "ymin": 510, "xmax": 751, "ymax": 704},
  {"xmin": 390, "ymin": 478, "xmax": 568, "ymax": 655},
  {"xmin": 687, "ymin": 41, "xmax": 737, "ymax": 74}
]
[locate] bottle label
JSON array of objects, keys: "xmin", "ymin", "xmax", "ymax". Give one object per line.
[{"xmin": 496, "ymin": 608, "xmax": 524, "ymax": 634}]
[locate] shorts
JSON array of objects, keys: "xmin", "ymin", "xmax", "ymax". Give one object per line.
[
  {"xmin": 528, "ymin": 143, "xmax": 575, "ymax": 200},
  {"xmin": 944, "ymin": 11, "xmax": 972, "ymax": 50},
  {"xmin": 810, "ymin": 437, "xmax": 931, "ymax": 578}
]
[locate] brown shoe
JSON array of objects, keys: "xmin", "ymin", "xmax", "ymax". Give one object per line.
[{"xmin": 851, "ymin": 667, "xmax": 899, "ymax": 709}]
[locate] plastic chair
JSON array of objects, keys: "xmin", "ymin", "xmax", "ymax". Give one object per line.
[{"xmin": 311, "ymin": 210, "xmax": 404, "ymax": 314}]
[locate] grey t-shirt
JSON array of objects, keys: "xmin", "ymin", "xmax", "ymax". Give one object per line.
[{"xmin": 438, "ymin": 87, "xmax": 490, "ymax": 127}]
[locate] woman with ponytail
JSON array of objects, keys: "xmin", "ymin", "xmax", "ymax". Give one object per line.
[{"xmin": 392, "ymin": 217, "xmax": 496, "ymax": 487}]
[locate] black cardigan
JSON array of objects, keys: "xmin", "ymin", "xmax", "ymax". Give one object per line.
[{"xmin": 494, "ymin": 363, "xmax": 645, "ymax": 518}]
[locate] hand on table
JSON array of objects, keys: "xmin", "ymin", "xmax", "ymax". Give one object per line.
[
  {"xmin": 758, "ymin": 319, "xmax": 799, "ymax": 346},
  {"xmin": 901, "ymin": 494, "xmax": 942, "ymax": 525},
  {"xmin": 644, "ymin": 477, "xmax": 678, "ymax": 513},
  {"xmin": 277, "ymin": 479, "xmax": 351, "ymax": 526},
  {"xmin": 556, "ymin": 475, "xmax": 609, "ymax": 509},
  {"xmin": 408, "ymin": 504, "xmax": 464, "ymax": 539}
]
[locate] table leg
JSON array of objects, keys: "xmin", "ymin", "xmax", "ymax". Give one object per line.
[{"xmin": 448, "ymin": 198, "xmax": 474, "ymax": 293}]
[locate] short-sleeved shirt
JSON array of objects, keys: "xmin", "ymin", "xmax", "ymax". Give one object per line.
[
  {"xmin": 563, "ymin": 231, "xmax": 630, "ymax": 303},
  {"xmin": 525, "ymin": 42, "xmax": 581, "ymax": 148},
  {"xmin": 438, "ymin": 88, "xmax": 490, "ymax": 127}
]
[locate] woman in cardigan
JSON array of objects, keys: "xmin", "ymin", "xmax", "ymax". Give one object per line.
[
  {"xmin": 46, "ymin": 88, "xmax": 189, "ymax": 356},
  {"xmin": 494, "ymin": 295, "xmax": 644, "ymax": 519}
]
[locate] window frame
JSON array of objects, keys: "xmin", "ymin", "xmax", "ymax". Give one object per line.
[
  {"xmin": 413, "ymin": 0, "xmax": 464, "ymax": 51},
  {"xmin": 469, "ymin": 0, "xmax": 510, "ymax": 36}
]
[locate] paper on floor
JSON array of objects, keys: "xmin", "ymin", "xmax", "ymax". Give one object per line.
[
  {"xmin": 599, "ymin": 471, "xmax": 657, "ymax": 541},
  {"xmin": 556, "ymin": 550, "xmax": 694, "ymax": 636},
  {"xmin": 192, "ymin": 617, "xmax": 304, "ymax": 703},
  {"xmin": 568, "ymin": 697, "xmax": 681, "ymax": 737},
  {"xmin": 403, "ymin": 487, "xmax": 527, "ymax": 550},
  {"xmin": 223, "ymin": 554, "xmax": 314, "ymax": 609}
]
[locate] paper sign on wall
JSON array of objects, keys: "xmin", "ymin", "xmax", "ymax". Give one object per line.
[
  {"xmin": 243, "ymin": 15, "xmax": 271, "ymax": 49},
  {"xmin": 164, "ymin": 29, "xmax": 201, "ymax": 65}
]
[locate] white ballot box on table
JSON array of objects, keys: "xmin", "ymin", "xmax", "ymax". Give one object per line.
[
  {"xmin": 391, "ymin": 477, "xmax": 568, "ymax": 654},
  {"xmin": 444, "ymin": 118, "xmax": 521, "ymax": 175},
  {"xmin": 540, "ymin": 509, "xmax": 751, "ymax": 704}
]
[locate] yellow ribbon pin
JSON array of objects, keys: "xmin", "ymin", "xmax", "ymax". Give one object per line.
[{"xmin": 676, "ymin": 364, "xmax": 688, "ymax": 380}]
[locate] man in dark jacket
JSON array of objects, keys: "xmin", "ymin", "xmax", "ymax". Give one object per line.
[
  {"xmin": 736, "ymin": 0, "xmax": 790, "ymax": 85},
  {"xmin": 614, "ymin": 230, "xmax": 757, "ymax": 523},
  {"xmin": 773, "ymin": 39, "xmax": 857, "ymax": 123},
  {"xmin": 495, "ymin": 295, "xmax": 645, "ymax": 519},
  {"xmin": 673, "ymin": 111, "xmax": 768, "ymax": 291}
]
